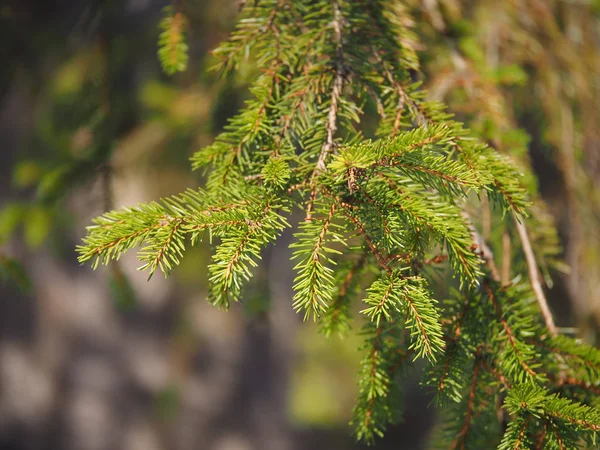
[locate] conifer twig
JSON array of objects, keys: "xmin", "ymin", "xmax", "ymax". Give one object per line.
[
  {"xmin": 502, "ymin": 230, "xmax": 511, "ymax": 286},
  {"xmin": 371, "ymin": 47, "xmax": 427, "ymax": 127},
  {"xmin": 328, "ymin": 252, "xmax": 368, "ymax": 326},
  {"xmin": 486, "ymin": 281, "xmax": 538, "ymax": 377},
  {"xmin": 514, "ymin": 214, "xmax": 558, "ymax": 337},
  {"xmin": 342, "ymin": 208, "xmax": 391, "ymax": 274},
  {"xmin": 450, "ymin": 349, "xmax": 482, "ymax": 450},
  {"xmin": 306, "ymin": 0, "xmax": 344, "ymax": 221},
  {"xmin": 461, "ymin": 211, "xmax": 501, "ymax": 282}
]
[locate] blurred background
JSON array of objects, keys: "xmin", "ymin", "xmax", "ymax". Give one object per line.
[{"xmin": 0, "ymin": 0, "xmax": 598, "ymax": 449}]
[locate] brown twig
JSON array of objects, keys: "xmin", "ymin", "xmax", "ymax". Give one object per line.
[
  {"xmin": 364, "ymin": 324, "xmax": 384, "ymax": 429},
  {"xmin": 328, "ymin": 252, "xmax": 368, "ymax": 325},
  {"xmin": 502, "ymin": 230, "xmax": 512, "ymax": 286},
  {"xmin": 486, "ymin": 281, "xmax": 537, "ymax": 377},
  {"xmin": 513, "ymin": 214, "xmax": 558, "ymax": 337},
  {"xmin": 371, "ymin": 47, "xmax": 428, "ymax": 127},
  {"xmin": 481, "ymin": 194, "xmax": 491, "ymax": 240},
  {"xmin": 342, "ymin": 208, "xmax": 391, "ymax": 274},
  {"xmin": 306, "ymin": 0, "xmax": 345, "ymax": 221},
  {"xmin": 461, "ymin": 210, "xmax": 501, "ymax": 282},
  {"xmin": 450, "ymin": 349, "xmax": 482, "ymax": 450}
]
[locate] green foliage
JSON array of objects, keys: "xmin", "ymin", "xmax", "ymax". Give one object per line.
[
  {"xmin": 291, "ymin": 199, "xmax": 344, "ymax": 320},
  {"xmin": 77, "ymin": 0, "xmax": 600, "ymax": 447},
  {"xmin": 361, "ymin": 272, "xmax": 444, "ymax": 361},
  {"xmin": 501, "ymin": 383, "xmax": 600, "ymax": 449},
  {"xmin": 261, "ymin": 157, "xmax": 291, "ymax": 190},
  {"xmin": 352, "ymin": 320, "xmax": 406, "ymax": 442},
  {"xmin": 78, "ymin": 186, "xmax": 289, "ymax": 309}
]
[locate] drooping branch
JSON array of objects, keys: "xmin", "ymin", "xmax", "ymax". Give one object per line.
[{"xmin": 514, "ymin": 214, "xmax": 558, "ymax": 337}]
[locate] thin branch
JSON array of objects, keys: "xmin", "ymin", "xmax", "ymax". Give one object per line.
[
  {"xmin": 502, "ymin": 230, "xmax": 512, "ymax": 286},
  {"xmin": 486, "ymin": 281, "xmax": 537, "ymax": 377},
  {"xmin": 313, "ymin": 203, "xmax": 337, "ymax": 262},
  {"xmin": 557, "ymin": 377, "xmax": 600, "ymax": 396},
  {"xmin": 480, "ymin": 358, "xmax": 510, "ymax": 390},
  {"xmin": 306, "ymin": 0, "xmax": 344, "ymax": 221},
  {"xmin": 482, "ymin": 194, "xmax": 491, "ymax": 240},
  {"xmin": 328, "ymin": 251, "xmax": 368, "ymax": 325},
  {"xmin": 450, "ymin": 349, "xmax": 482, "ymax": 450},
  {"xmin": 371, "ymin": 47, "xmax": 428, "ymax": 127},
  {"xmin": 462, "ymin": 210, "xmax": 501, "ymax": 282},
  {"xmin": 547, "ymin": 409, "xmax": 600, "ymax": 432},
  {"xmin": 422, "ymin": 254, "xmax": 448, "ymax": 265},
  {"xmin": 438, "ymin": 296, "xmax": 470, "ymax": 393},
  {"xmin": 342, "ymin": 208, "xmax": 391, "ymax": 274},
  {"xmin": 363, "ymin": 324, "xmax": 384, "ymax": 430},
  {"xmin": 513, "ymin": 214, "xmax": 558, "ymax": 337},
  {"xmin": 244, "ymin": 173, "xmax": 264, "ymax": 182},
  {"xmin": 535, "ymin": 425, "xmax": 547, "ymax": 449},
  {"xmin": 515, "ymin": 417, "xmax": 530, "ymax": 449}
]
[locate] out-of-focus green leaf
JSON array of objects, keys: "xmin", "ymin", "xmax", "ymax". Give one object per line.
[
  {"xmin": 0, "ymin": 203, "xmax": 25, "ymax": 243},
  {"xmin": 24, "ymin": 206, "xmax": 52, "ymax": 248},
  {"xmin": 51, "ymin": 54, "xmax": 91, "ymax": 96},
  {"xmin": 12, "ymin": 161, "xmax": 44, "ymax": 188},
  {"xmin": 155, "ymin": 384, "xmax": 181, "ymax": 421},
  {"xmin": 494, "ymin": 64, "xmax": 528, "ymax": 86},
  {"xmin": 37, "ymin": 166, "xmax": 71, "ymax": 203},
  {"xmin": 141, "ymin": 81, "xmax": 179, "ymax": 111}
]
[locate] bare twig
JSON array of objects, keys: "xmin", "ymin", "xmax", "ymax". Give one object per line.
[
  {"xmin": 244, "ymin": 173, "xmax": 263, "ymax": 182},
  {"xmin": 513, "ymin": 214, "xmax": 558, "ymax": 337},
  {"xmin": 462, "ymin": 211, "xmax": 501, "ymax": 282},
  {"xmin": 502, "ymin": 230, "xmax": 511, "ymax": 286},
  {"xmin": 306, "ymin": 0, "xmax": 344, "ymax": 221},
  {"xmin": 481, "ymin": 194, "xmax": 491, "ymax": 240},
  {"xmin": 371, "ymin": 47, "xmax": 427, "ymax": 128}
]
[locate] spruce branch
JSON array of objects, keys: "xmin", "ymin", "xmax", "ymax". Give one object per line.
[
  {"xmin": 431, "ymin": 293, "xmax": 471, "ymax": 404},
  {"xmin": 352, "ymin": 321, "xmax": 406, "ymax": 443},
  {"xmin": 360, "ymin": 272, "xmax": 444, "ymax": 362},
  {"xmin": 377, "ymin": 174, "xmax": 481, "ymax": 282},
  {"xmin": 291, "ymin": 199, "xmax": 343, "ymax": 320},
  {"xmin": 76, "ymin": 1, "xmax": 599, "ymax": 445},
  {"xmin": 502, "ymin": 383, "xmax": 600, "ymax": 448}
]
